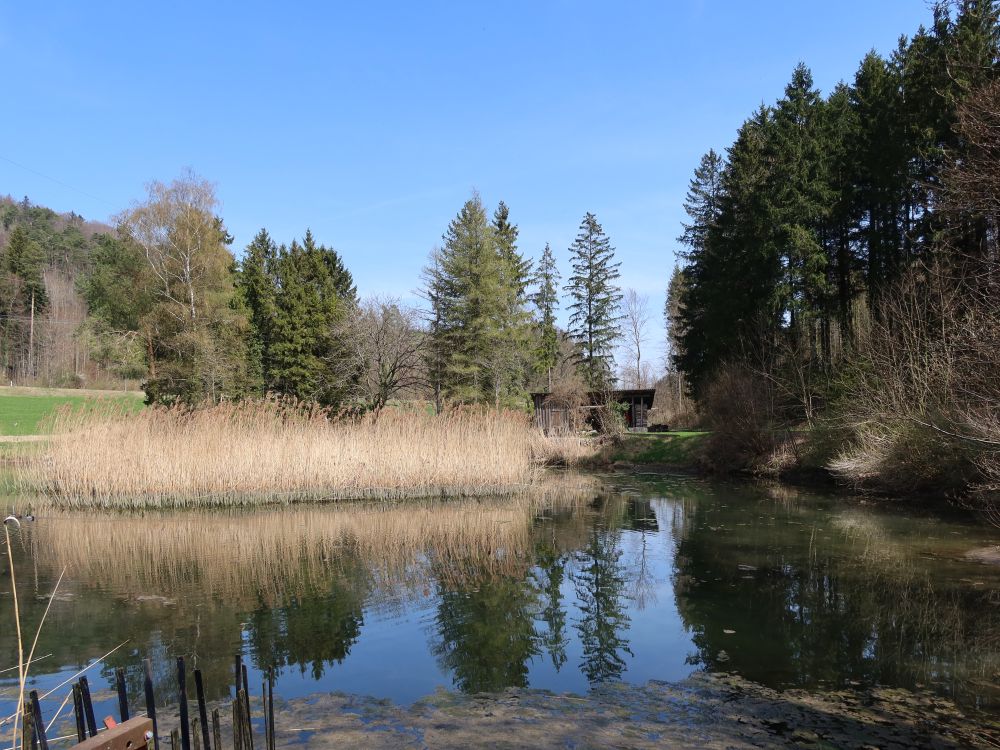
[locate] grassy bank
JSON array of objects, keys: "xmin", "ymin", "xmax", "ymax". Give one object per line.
[
  {"xmin": 0, "ymin": 386, "xmax": 144, "ymax": 436},
  {"xmin": 588, "ymin": 431, "xmax": 708, "ymax": 469},
  {"xmin": 25, "ymin": 401, "xmax": 596, "ymax": 508}
]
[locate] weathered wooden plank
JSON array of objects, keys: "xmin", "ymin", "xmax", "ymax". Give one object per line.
[{"xmin": 69, "ymin": 717, "xmax": 152, "ymax": 750}]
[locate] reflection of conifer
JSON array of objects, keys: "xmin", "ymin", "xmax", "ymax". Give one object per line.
[
  {"xmin": 535, "ymin": 548, "xmax": 570, "ymax": 671},
  {"xmin": 572, "ymin": 529, "xmax": 633, "ymax": 683},
  {"xmin": 432, "ymin": 574, "xmax": 541, "ymax": 693},
  {"xmin": 244, "ymin": 573, "xmax": 367, "ymax": 681}
]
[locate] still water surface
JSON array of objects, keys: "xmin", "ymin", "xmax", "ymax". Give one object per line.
[{"xmin": 2, "ymin": 472, "xmax": 999, "ymax": 727}]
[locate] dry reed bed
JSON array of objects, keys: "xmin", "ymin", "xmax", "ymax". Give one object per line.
[
  {"xmin": 27, "ymin": 402, "xmax": 595, "ymax": 508},
  {"xmin": 26, "ymin": 488, "xmax": 603, "ymax": 607}
]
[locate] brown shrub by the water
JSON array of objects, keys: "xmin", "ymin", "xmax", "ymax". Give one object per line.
[{"xmin": 27, "ymin": 400, "xmax": 594, "ymax": 507}]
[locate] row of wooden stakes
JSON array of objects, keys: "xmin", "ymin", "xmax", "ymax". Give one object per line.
[{"xmin": 19, "ymin": 655, "xmax": 276, "ymax": 750}]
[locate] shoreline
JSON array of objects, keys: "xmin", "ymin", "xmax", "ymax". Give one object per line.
[{"xmin": 207, "ymin": 672, "xmax": 1000, "ymax": 749}]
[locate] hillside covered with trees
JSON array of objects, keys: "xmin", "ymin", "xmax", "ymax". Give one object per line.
[{"xmin": 0, "ymin": 177, "xmax": 634, "ymax": 415}]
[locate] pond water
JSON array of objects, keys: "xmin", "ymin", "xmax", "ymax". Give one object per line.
[{"xmin": 2, "ymin": 472, "xmax": 1000, "ymax": 733}]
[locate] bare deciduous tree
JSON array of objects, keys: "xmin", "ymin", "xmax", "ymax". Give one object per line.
[
  {"xmin": 338, "ymin": 296, "xmax": 427, "ymax": 415},
  {"xmin": 620, "ymin": 289, "xmax": 652, "ymax": 388}
]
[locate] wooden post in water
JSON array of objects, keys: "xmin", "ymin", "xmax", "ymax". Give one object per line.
[
  {"xmin": 72, "ymin": 683, "xmax": 87, "ymax": 742},
  {"xmin": 194, "ymin": 669, "xmax": 211, "ymax": 750},
  {"xmin": 79, "ymin": 677, "xmax": 98, "ymax": 738},
  {"xmin": 30, "ymin": 690, "xmax": 49, "ymax": 750},
  {"xmin": 176, "ymin": 657, "xmax": 191, "ymax": 750},
  {"xmin": 144, "ymin": 657, "xmax": 160, "ymax": 750},
  {"xmin": 211, "ymin": 708, "xmax": 222, "ymax": 750},
  {"xmin": 232, "ymin": 692, "xmax": 244, "ymax": 750},
  {"xmin": 266, "ymin": 668, "xmax": 275, "ymax": 750},
  {"xmin": 21, "ymin": 700, "xmax": 36, "ymax": 750},
  {"xmin": 240, "ymin": 665, "xmax": 253, "ymax": 750},
  {"xmin": 233, "ymin": 655, "xmax": 242, "ymax": 700},
  {"xmin": 115, "ymin": 667, "xmax": 130, "ymax": 722}
]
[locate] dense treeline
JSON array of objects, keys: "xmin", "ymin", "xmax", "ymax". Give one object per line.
[
  {"xmin": 671, "ymin": 1, "xmax": 1000, "ymax": 498},
  {"xmin": 1, "ymin": 177, "xmax": 630, "ymax": 413},
  {"xmin": 0, "ymin": 197, "xmax": 114, "ymax": 385}
]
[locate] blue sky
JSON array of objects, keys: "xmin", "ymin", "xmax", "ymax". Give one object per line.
[{"xmin": 1, "ymin": 1, "xmax": 930, "ymax": 364}]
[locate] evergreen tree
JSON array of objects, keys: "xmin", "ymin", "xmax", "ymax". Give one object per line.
[
  {"xmin": 436, "ymin": 195, "xmax": 501, "ymax": 403},
  {"xmin": 677, "ymin": 150, "xmax": 725, "ymax": 264},
  {"xmin": 269, "ymin": 231, "xmax": 355, "ymax": 404},
  {"xmin": 676, "ymin": 111, "xmax": 781, "ymax": 393},
  {"xmin": 564, "ymin": 213, "xmax": 622, "ymax": 388},
  {"xmin": 490, "ymin": 201, "xmax": 533, "ymax": 407},
  {"xmin": 663, "ymin": 264, "xmax": 686, "ymax": 365},
  {"xmin": 770, "ymin": 64, "xmax": 832, "ymax": 334},
  {"xmin": 530, "ymin": 243, "xmax": 561, "ymax": 389},
  {"xmin": 850, "ymin": 51, "xmax": 908, "ymax": 307},
  {"xmin": 237, "ymin": 228, "xmax": 279, "ymax": 393},
  {"xmin": 5, "ymin": 225, "xmax": 47, "ymax": 309},
  {"xmin": 422, "ymin": 194, "xmax": 533, "ymax": 407},
  {"xmin": 419, "ymin": 247, "xmax": 448, "ymax": 413}
]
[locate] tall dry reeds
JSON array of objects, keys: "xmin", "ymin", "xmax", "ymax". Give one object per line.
[{"xmin": 27, "ymin": 400, "xmax": 592, "ymax": 508}]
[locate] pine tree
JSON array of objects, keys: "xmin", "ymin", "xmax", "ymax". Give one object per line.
[
  {"xmin": 419, "ymin": 247, "xmax": 448, "ymax": 413},
  {"xmin": 565, "ymin": 213, "xmax": 622, "ymax": 388},
  {"xmin": 5, "ymin": 225, "xmax": 47, "ymax": 309},
  {"xmin": 421, "ymin": 195, "xmax": 539, "ymax": 407},
  {"xmin": 664, "ymin": 264, "xmax": 686, "ymax": 366},
  {"xmin": 489, "ymin": 201, "xmax": 533, "ymax": 407},
  {"xmin": 677, "ymin": 149, "xmax": 725, "ymax": 265},
  {"xmin": 678, "ymin": 108, "xmax": 781, "ymax": 393},
  {"xmin": 435, "ymin": 194, "xmax": 502, "ymax": 403},
  {"xmin": 237, "ymin": 228, "xmax": 278, "ymax": 393},
  {"xmin": 770, "ymin": 64, "xmax": 832, "ymax": 334},
  {"xmin": 530, "ymin": 243, "xmax": 561, "ymax": 389},
  {"xmin": 269, "ymin": 231, "xmax": 355, "ymax": 404}
]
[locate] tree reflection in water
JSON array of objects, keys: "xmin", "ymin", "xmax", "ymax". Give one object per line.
[
  {"xmin": 572, "ymin": 528, "xmax": 633, "ymax": 684},
  {"xmin": 3, "ymin": 476, "xmax": 1000, "ymax": 719}
]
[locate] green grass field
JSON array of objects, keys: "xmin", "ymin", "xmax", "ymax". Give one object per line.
[{"xmin": 0, "ymin": 387, "xmax": 145, "ymax": 436}]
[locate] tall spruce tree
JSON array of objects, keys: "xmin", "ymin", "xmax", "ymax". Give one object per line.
[
  {"xmin": 4, "ymin": 225, "xmax": 47, "ymax": 309},
  {"xmin": 677, "ymin": 108, "xmax": 781, "ymax": 393},
  {"xmin": 770, "ymin": 64, "xmax": 832, "ymax": 336},
  {"xmin": 490, "ymin": 201, "xmax": 533, "ymax": 407},
  {"xmin": 530, "ymin": 243, "xmax": 561, "ymax": 389},
  {"xmin": 237, "ymin": 228, "xmax": 278, "ymax": 393},
  {"xmin": 269, "ymin": 230, "xmax": 355, "ymax": 404},
  {"xmin": 565, "ymin": 213, "xmax": 622, "ymax": 388},
  {"xmin": 422, "ymin": 195, "xmax": 537, "ymax": 407},
  {"xmin": 439, "ymin": 195, "xmax": 501, "ymax": 403}
]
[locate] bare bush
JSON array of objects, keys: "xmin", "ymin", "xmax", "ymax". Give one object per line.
[
  {"xmin": 698, "ymin": 363, "xmax": 778, "ymax": 472},
  {"xmin": 829, "ymin": 260, "xmax": 995, "ymax": 496}
]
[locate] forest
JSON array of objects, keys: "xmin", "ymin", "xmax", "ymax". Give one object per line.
[
  {"xmin": 2, "ymin": 1, "xmax": 999, "ymax": 504},
  {"xmin": 670, "ymin": 0, "xmax": 1000, "ymax": 501},
  {"xmin": 0, "ymin": 182, "xmax": 630, "ymax": 412}
]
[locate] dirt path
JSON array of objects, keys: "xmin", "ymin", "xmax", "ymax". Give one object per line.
[{"xmin": 260, "ymin": 673, "xmax": 999, "ymax": 749}]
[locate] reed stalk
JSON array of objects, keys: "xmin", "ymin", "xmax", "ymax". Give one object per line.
[{"xmin": 26, "ymin": 401, "xmax": 596, "ymax": 508}]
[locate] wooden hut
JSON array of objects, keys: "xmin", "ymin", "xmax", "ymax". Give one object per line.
[{"xmin": 531, "ymin": 388, "xmax": 656, "ymax": 433}]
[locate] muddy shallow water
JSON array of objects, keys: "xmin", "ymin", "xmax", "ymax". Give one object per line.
[{"xmin": 2, "ymin": 472, "xmax": 1000, "ymax": 745}]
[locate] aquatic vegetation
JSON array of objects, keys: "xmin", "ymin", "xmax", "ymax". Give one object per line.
[{"xmin": 24, "ymin": 400, "xmax": 597, "ymax": 508}]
